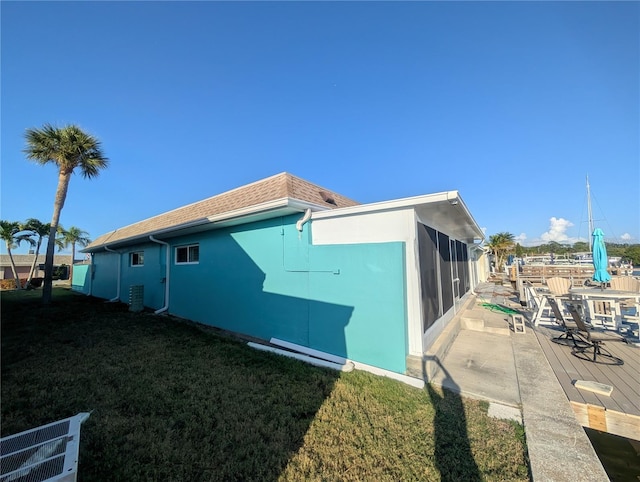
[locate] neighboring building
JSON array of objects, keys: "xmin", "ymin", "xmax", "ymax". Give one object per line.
[
  {"xmin": 0, "ymin": 254, "xmax": 74, "ymax": 280},
  {"xmin": 79, "ymin": 172, "xmax": 486, "ymax": 375}
]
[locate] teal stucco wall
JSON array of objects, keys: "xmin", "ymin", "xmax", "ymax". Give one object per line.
[
  {"xmin": 85, "ymin": 215, "xmax": 408, "ymax": 373},
  {"xmin": 89, "ymin": 244, "xmax": 166, "ymax": 309},
  {"xmin": 71, "ymin": 264, "xmax": 91, "ymax": 294},
  {"xmin": 169, "ymin": 215, "xmax": 408, "ymax": 373}
]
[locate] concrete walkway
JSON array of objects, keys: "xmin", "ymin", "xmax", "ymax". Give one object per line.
[{"xmin": 430, "ymin": 281, "xmax": 609, "ymax": 481}]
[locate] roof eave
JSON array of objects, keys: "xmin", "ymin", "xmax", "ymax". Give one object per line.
[
  {"xmin": 82, "ymin": 198, "xmax": 332, "ymax": 253},
  {"xmin": 312, "ymin": 191, "xmax": 485, "ymax": 243}
]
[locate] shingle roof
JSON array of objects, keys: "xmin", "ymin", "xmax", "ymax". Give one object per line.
[
  {"xmin": 0, "ymin": 254, "xmax": 74, "ymax": 267},
  {"xmin": 86, "ymin": 172, "xmax": 359, "ymax": 250}
]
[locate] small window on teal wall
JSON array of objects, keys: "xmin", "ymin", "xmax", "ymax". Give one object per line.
[
  {"xmin": 130, "ymin": 251, "xmax": 144, "ymax": 267},
  {"xmin": 175, "ymin": 244, "xmax": 199, "ymax": 264}
]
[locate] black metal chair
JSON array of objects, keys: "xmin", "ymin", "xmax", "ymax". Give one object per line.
[
  {"xmin": 567, "ymin": 304, "xmax": 627, "ymax": 365},
  {"xmin": 546, "ymin": 296, "xmax": 589, "ymax": 348}
]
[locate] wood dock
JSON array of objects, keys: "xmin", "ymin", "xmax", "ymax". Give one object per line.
[
  {"xmin": 534, "ymin": 325, "xmax": 640, "ymax": 441},
  {"xmin": 511, "ymin": 264, "xmax": 595, "ymax": 286}
]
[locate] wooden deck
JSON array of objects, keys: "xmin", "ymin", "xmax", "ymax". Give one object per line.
[{"xmin": 534, "ymin": 325, "xmax": 640, "ymax": 440}]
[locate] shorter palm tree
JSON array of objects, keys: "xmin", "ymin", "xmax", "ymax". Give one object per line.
[
  {"xmin": 488, "ymin": 232, "xmax": 515, "ymax": 274},
  {"xmin": 0, "ymin": 220, "xmax": 34, "ymax": 289},
  {"xmin": 59, "ymin": 226, "xmax": 91, "ymax": 281},
  {"xmin": 21, "ymin": 218, "xmax": 52, "ymax": 287}
]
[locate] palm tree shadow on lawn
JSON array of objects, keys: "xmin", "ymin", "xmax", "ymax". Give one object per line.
[
  {"xmin": 0, "ymin": 291, "xmax": 348, "ymax": 482},
  {"xmin": 422, "ymin": 355, "xmax": 482, "ymax": 482}
]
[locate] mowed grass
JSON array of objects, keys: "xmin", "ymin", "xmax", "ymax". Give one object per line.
[{"xmin": 1, "ymin": 289, "xmax": 530, "ymax": 481}]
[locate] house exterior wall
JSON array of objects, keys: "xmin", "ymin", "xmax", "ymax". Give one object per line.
[
  {"xmin": 91, "ymin": 245, "xmax": 166, "ymax": 308},
  {"xmin": 91, "ymin": 252, "xmax": 119, "ymax": 300},
  {"xmin": 311, "ymin": 209, "xmax": 424, "ymax": 357},
  {"xmin": 311, "ymin": 208, "xmax": 478, "ymax": 357},
  {"xmin": 72, "ymin": 264, "xmax": 91, "ymax": 294},
  {"xmin": 82, "ymin": 214, "xmax": 409, "ymax": 374},
  {"xmin": 2, "ymin": 266, "xmax": 28, "ymax": 279}
]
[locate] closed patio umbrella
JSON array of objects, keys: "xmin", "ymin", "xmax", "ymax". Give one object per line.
[{"xmin": 592, "ymin": 228, "xmax": 610, "ymax": 288}]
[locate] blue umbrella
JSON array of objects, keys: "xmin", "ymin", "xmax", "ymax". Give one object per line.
[{"xmin": 592, "ymin": 228, "xmax": 611, "ymax": 286}]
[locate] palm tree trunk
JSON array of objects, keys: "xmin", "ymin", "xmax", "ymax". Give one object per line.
[
  {"xmin": 26, "ymin": 238, "xmax": 43, "ymax": 286},
  {"xmin": 42, "ymin": 171, "xmax": 71, "ymax": 304},
  {"xmin": 5, "ymin": 245, "xmax": 21, "ymax": 289}
]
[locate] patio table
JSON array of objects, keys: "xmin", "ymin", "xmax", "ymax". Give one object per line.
[{"xmin": 569, "ymin": 288, "xmax": 640, "ymax": 336}]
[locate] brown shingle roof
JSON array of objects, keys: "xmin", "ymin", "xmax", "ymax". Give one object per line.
[
  {"xmin": 0, "ymin": 254, "xmax": 74, "ymax": 267},
  {"xmin": 86, "ymin": 172, "xmax": 359, "ymax": 250}
]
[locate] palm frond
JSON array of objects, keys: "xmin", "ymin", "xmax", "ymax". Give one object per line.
[{"xmin": 24, "ymin": 124, "xmax": 108, "ymax": 177}]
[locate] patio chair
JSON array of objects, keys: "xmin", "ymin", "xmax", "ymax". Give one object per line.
[
  {"xmin": 609, "ymin": 276, "xmax": 640, "ymax": 293},
  {"xmin": 524, "ymin": 283, "xmax": 555, "ymax": 325},
  {"xmin": 567, "ymin": 304, "xmax": 627, "ymax": 365},
  {"xmin": 587, "ymin": 299, "xmax": 619, "ymax": 330},
  {"xmin": 546, "ymin": 276, "xmax": 572, "ymax": 298},
  {"xmin": 545, "ymin": 276, "xmax": 575, "ymax": 317},
  {"xmin": 546, "ymin": 296, "xmax": 588, "ymax": 348},
  {"xmin": 609, "ymin": 276, "xmax": 640, "ymax": 327}
]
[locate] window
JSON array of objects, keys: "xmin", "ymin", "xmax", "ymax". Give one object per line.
[
  {"xmin": 130, "ymin": 251, "xmax": 144, "ymax": 267},
  {"xmin": 175, "ymin": 244, "xmax": 199, "ymax": 264}
]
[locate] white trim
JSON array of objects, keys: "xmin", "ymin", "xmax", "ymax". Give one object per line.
[
  {"xmin": 312, "ymin": 191, "xmax": 456, "ymax": 218},
  {"xmin": 270, "ymin": 338, "xmax": 348, "ymax": 365},
  {"xmin": 247, "ymin": 342, "xmax": 354, "ymax": 372}
]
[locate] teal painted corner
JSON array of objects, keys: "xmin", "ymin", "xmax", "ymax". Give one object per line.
[{"xmin": 71, "ymin": 264, "xmax": 91, "ymax": 294}]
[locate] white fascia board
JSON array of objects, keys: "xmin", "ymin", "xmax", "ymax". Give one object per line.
[
  {"xmin": 312, "ymin": 191, "xmax": 484, "ymax": 242},
  {"xmin": 311, "ymin": 191, "xmax": 456, "ymax": 219},
  {"xmin": 84, "ymin": 198, "xmax": 330, "ymax": 252}
]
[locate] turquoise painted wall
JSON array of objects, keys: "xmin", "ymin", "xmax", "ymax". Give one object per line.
[
  {"xmin": 89, "ymin": 245, "xmax": 166, "ymax": 309},
  {"xmin": 168, "ymin": 215, "xmax": 408, "ymax": 373},
  {"xmin": 91, "ymin": 252, "xmax": 119, "ymax": 300},
  {"xmin": 307, "ymin": 243, "xmax": 407, "ymax": 373},
  {"xmin": 71, "ymin": 264, "xmax": 91, "ymax": 294},
  {"xmin": 117, "ymin": 243, "xmax": 165, "ymax": 310},
  {"xmin": 88, "ymin": 215, "xmax": 408, "ymax": 373}
]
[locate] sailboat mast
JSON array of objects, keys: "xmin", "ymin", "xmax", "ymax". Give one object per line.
[{"xmin": 587, "ymin": 174, "xmax": 593, "ymax": 250}]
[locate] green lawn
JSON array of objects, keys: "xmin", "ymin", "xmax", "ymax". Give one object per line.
[{"xmin": 1, "ymin": 288, "xmax": 530, "ymax": 481}]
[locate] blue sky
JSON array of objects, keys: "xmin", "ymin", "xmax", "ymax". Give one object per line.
[{"xmin": 2, "ymin": 1, "xmax": 638, "ymax": 255}]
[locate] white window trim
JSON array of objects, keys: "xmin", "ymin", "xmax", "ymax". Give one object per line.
[
  {"xmin": 175, "ymin": 244, "xmax": 199, "ymax": 265},
  {"xmin": 130, "ymin": 251, "xmax": 144, "ymax": 267}
]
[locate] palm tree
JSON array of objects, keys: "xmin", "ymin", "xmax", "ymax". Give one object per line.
[
  {"xmin": 24, "ymin": 124, "xmax": 108, "ymax": 303},
  {"xmin": 21, "ymin": 218, "xmax": 52, "ymax": 287},
  {"xmin": 0, "ymin": 220, "xmax": 34, "ymax": 289},
  {"xmin": 487, "ymin": 232, "xmax": 515, "ymax": 274},
  {"xmin": 59, "ymin": 226, "xmax": 91, "ymax": 281}
]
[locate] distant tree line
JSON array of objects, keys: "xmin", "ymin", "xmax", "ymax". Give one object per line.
[{"xmin": 488, "ymin": 232, "xmax": 640, "ymax": 267}]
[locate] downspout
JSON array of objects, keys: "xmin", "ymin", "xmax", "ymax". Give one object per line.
[
  {"xmin": 149, "ymin": 235, "xmax": 170, "ymax": 314},
  {"xmin": 296, "ymin": 208, "xmax": 312, "ymax": 232},
  {"xmin": 104, "ymin": 246, "xmax": 121, "ymax": 302},
  {"xmin": 88, "ymin": 253, "xmax": 94, "ymax": 296}
]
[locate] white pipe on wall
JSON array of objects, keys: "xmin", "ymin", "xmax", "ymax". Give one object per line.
[
  {"xmin": 149, "ymin": 236, "xmax": 170, "ymax": 314},
  {"xmin": 247, "ymin": 342, "xmax": 354, "ymax": 372},
  {"xmin": 87, "ymin": 253, "xmax": 94, "ymax": 296},
  {"xmin": 296, "ymin": 208, "xmax": 312, "ymax": 232},
  {"xmin": 104, "ymin": 246, "xmax": 121, "ymax": 302}
]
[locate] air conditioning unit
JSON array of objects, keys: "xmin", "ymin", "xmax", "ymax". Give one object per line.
[{"xmin": 0, "ymin": 412, "xmax": 90, "ymax": 482}]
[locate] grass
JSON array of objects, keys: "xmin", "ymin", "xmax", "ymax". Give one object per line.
[{"xmin": 1, "ymin": 288, "xmax": 530, "ymax": 481}]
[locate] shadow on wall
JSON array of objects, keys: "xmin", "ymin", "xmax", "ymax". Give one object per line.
[
  {"xmin": 422, "ymin": 355, "xmax": 482, "ymax": 482},
  {"xmin": 168, "ymin": 221, "xmax": 355, "ymax": 363}
]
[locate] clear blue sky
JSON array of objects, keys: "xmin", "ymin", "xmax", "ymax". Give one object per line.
[{"xmin": 2, "ymin": 1, "xmax": 638, "ymax": 255}]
